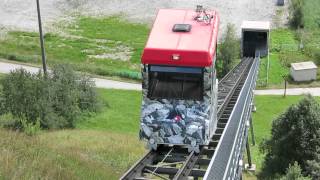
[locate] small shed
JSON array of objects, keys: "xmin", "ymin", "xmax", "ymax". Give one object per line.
[
  {"xmin": 290, "ymin": 61, "xmax": 318, "ymax": 82},
  {"xmin": 241, "ymin": 21, "xmax": 270, "ymax": 57}
]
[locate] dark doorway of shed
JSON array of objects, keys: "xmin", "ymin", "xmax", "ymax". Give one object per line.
[{"xmin": 242, "ymin": 31, "xmax": 268, "ymax": 57}]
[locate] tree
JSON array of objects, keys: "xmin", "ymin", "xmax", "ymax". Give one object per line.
[
  {"xmin": 260, "ymin": 95, "xmax": 320, "ymax": 178},
  {"xmin": 218, "ymin": 23, "xmax": 239, "ymax": 78},
  {"xmin": 280, "ymin": 162, "xmax": 311, "ymax": 180},
  {"xmin": 289, "ymin": 0, "xmax": 304, "ymax": 29}
]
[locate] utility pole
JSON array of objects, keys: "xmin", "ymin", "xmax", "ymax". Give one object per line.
[{"xmin": 36, "ymin": 0, "xmax": 48, "ymax": 75}]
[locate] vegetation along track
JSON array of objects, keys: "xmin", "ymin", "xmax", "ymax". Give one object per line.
[{"xmin": 121, "ymin": 58, "xmax": 254, "ymax": 180}]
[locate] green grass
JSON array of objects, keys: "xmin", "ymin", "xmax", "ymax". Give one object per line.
[
  {"xmin": 303, "ymin": 0, "xmax": 320, "ymax": 30},
  {"xmin": 0, "ymin": 129, "xmax": 145, "ymax": 180},
  {"xmin": 258, "ymin": 27, "xmax": 320, "ymax": 89},
  {"xmin": 301, "ymin": 0, "xmax": 320, "ymax": 59},
  {"xmin": 270, "ymin": 29, "xmax": 298, "ymax": 50},
  {"xmin": 258, "ymin": 53, "xmax": 288, "ymax": 87},
  {"xmin": 258, "ymin": 0, "xmax": 320, "ymax": 89},
  {"xmin": 77, "ymin": 89, "xmax": 141, "ymax": 133},
  {"xmin": 257, "ymin": 29, "xmax": 300, "ymax": 88},
  {"xmin": 0, "ymin": 16, "xmax": 150, "ymax": 80},
  {"xmin": 1, "ymin": 76, "xmax": 320, "ymax": 180},
  {"xmin": 245, "ymin": 95, "xmax": 320, "ymax": 179},
  {"xmin": 0, "ymin": 88, "xmax": 144, "ymax": 180}
]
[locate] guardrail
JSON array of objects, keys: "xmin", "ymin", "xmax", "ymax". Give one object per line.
[{"xmin": 203, "ymin": 57, "xmax": 260, "ymax": 180}]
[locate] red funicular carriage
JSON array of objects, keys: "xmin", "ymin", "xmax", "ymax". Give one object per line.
[{"xmin": 140, "ymin": 6, "xmax": 219, "ymax": 152}]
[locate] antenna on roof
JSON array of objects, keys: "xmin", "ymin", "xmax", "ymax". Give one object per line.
[{"xmin": 194, "ymin": 5, "xmax": 213, "ymax": 25}]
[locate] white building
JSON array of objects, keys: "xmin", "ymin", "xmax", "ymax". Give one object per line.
[{"xmin": 290, "ymin": 61, "xmax": 318, "ymax": 82}]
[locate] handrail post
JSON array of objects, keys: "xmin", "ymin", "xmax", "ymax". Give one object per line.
[
  {"xmin": 249, "ymin": 117, "xmax": 255, "ymax": 146},
  {"xmin": 246, "ymin": 138, "xmax": 252, "ymax": 168}
]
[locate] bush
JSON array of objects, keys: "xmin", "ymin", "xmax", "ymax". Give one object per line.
[
  {"xmin": 306, "ymin": 153, "xmax": 320, "ymax": 180},
  {"xmin": 21, "ymin": 118, "xmax": 41, "ymax": 136},
  {"xmin": 1, "ymin": 69, "xmax": 44, "ymax": 123},
  {"xmin": 314, "ymin": 51, "xmax": 320, "ymax": 65},
  {"xmin": 289, "ymin": 0, "xmax": 304, "ymax": 29},
  {"xmin": 78, "ymin": 76, "xmax": 100, "ymax": 112},
  {"xmin": 0, "ymin": 64, "xmax": 100, "ymax": 130},
  {"xmin": 260, "ymin": 95, "xmax": 320, "ymax": 178},
  {"xmin": 217, "ymin": 23, "xmax": 239, "ymax": 78},
  {"xmin": 280, "ymin": 162, "xmax": 311, "ymax": 180},
  {"xmin": 0, "ymin": 114, "xmax": 17, "ymax": 128}
]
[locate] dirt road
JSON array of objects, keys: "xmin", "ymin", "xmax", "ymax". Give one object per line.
[{"xmin": 0, "ymin": 0, "xmax": 284, "ymax": 35}]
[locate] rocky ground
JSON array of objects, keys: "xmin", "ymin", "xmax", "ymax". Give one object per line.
[{"xmin": 0, "ymin": 0, "xmax": 289, "ymax": 36}]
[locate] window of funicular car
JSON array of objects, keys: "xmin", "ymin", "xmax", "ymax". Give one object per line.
[{"xmin": 148, "ymin": 66, "xmax": 203, "ymax": 100}]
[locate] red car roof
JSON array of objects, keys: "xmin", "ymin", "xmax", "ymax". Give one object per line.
[{"xmin": 141, "ymin": 9, "xmax": 219, "ymax": 67}]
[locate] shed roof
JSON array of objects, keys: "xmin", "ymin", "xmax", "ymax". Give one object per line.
[
  {"xmin": 241, "ymin": 21, "xmax": 270, "ymax": 31},
  {"xmin": 291, "ymin": 61, "xmax": 318, "ymax": 70},
  {"xmin": 141, "ymin": 9, "xmax": 219, "ymax": 67}
]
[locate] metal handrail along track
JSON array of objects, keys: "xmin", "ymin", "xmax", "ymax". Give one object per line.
[
  {"xmin": 203, "ymin": 57, "xmax": 259, "ymax": 180},
  {"xmin": 120, "ymin": 58, "xmax": 255, "ymax": 180}
]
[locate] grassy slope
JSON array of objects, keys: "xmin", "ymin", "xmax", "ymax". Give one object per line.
[
  {"xmin": 258, "ymin": 0, "xmax": 320, "ymax": 89},
  {"xmin": 1, "ymin": 78, "xmax": 320, "ymax": 180},
  {"xmin": 302, "ymin": 0, "xmax": 320, "ymax": 70},
  {"xmin": 77, "ymin": 89, "xmax": 141, "ymax": 133},
  {"xmin": 0, "ymin": 89, "xmax": 145, "ymax": 180},
  {"xmin": 303, "ymin": 0, "xmax": 320, "ymax": 30},
  {"xmin": 0, "ymin": 17, "xmax": 149, "ymax": 79},
  {"xmin": 257, "ymin": 28, "xmax": 319, "ymax": 89},
  {"xmin": 0, "ymin": 129, "xmax": 145, "ymax": 180}
]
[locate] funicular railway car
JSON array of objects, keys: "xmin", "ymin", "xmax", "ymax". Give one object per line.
[{"xmin": 140, "ymin": 6, "xmax": 219, "ymax": 152}]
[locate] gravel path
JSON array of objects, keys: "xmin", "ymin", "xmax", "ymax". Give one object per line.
[
  {"xmin": 0, "ymin": 61, "xmax": 141, "ymax": 91},
  {"xmin": 0, "ymin": 0, "xmax": 284, "ymax": 35},
  {"xmin": 1, "ymin": 60, "xmax": 319, "ymax": 96},
  {"xmin": 255, "ymin": 88, "xmax": 320, "ymax": 96}
]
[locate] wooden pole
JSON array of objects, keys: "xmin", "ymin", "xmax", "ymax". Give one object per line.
[
  {"xmin": 284, "ymin": 79, "xmax": 287, "ymax": 97},
  {"xmin": 36, "ymin": 0, "xmax": 47, "ymax": 75}
]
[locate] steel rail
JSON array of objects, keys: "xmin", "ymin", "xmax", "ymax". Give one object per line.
[{"xmin": 120, "ymin": 58, "xmax": 254, "ymax": 180}]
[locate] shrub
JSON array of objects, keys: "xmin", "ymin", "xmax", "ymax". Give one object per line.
[
  {"xmin": 314, "ymin": 51, "xmax": 320, "ymax": 65},
  {"xmin": 0, "ymin": 64, "xmax": 100, "ymax": 130},
  {"xmin": 260, "ymin": 95, "xmax": 320, "ymax": 178},
  {"xmin": 289, "ymin": 0, "xmax": 304, "ymax": 29},
  {"xmin": 0, "ymin": 114, "xmax": 17, "ymax": 128},
  {"xmin": 21, "ymin": 118, "xmax": 41, "ymax": 136},
  {"xmin": 48, "ymin": 64, "xmax": 81, "ymax": 128},
  {"xmin": 280, "ymin": 162, "xmax": 311, "ymax": 180},
  {"xmin": 1, "ymin": 69, "xmax": 44, "ymax": 124},
  {"xmin": 217, "ymin": 23, "xmax": 239, "ymax": 78},
  {"xmin": 78, "ymin": 76, "xmax": 100, "ymax": 112},
  {"xmin": 306, "ymin": 153, "xmax": 320, "ymax": 180}
]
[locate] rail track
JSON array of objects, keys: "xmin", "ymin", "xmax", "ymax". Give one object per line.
[{"xmin": 121, "ymin": 57, "xmax": 255, "ymax": 180}]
